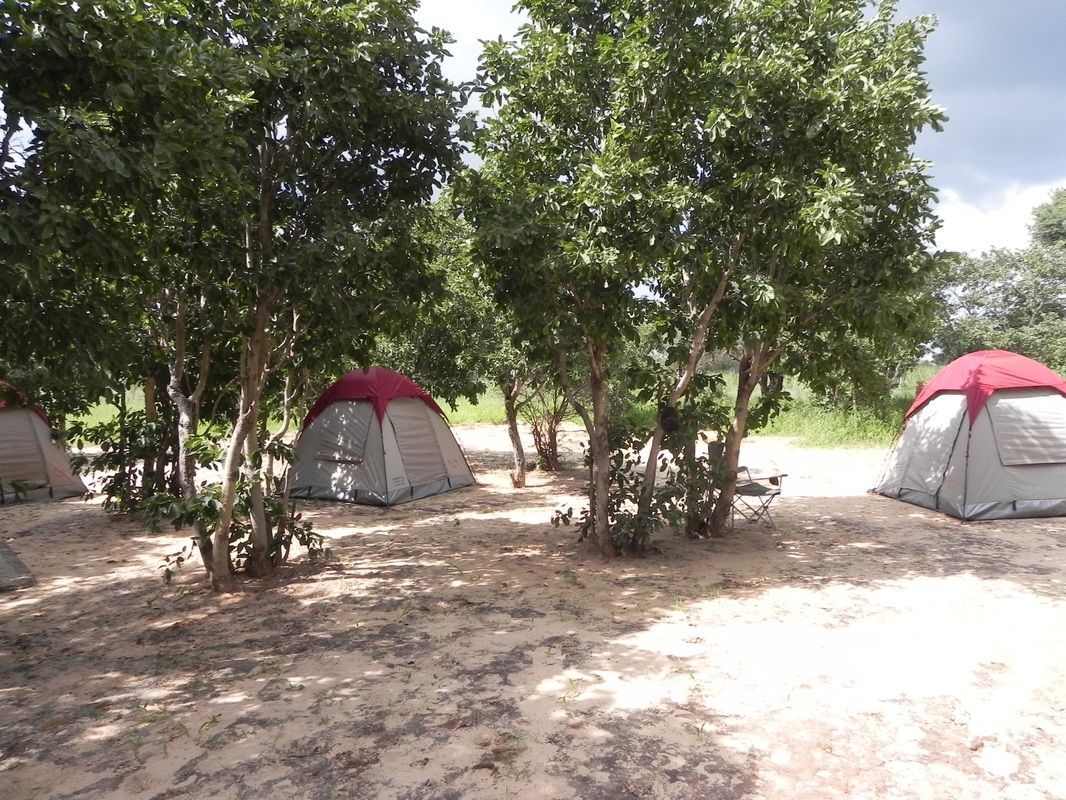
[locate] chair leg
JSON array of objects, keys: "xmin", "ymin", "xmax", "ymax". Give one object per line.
[{"xmin": 730, "ymin": 492, "xmax": 779, "ymax": 529}]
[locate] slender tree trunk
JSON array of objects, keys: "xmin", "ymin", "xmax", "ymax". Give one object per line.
[
  {"xmin": 637, "ymin": 254, "xmax": 738, "ymax": 520},
  {"xmin": 502, "ymin": 376, "xmax": 526, "ymax": 489},
  {"xmin": 586, "ymin": 341, "xmax": 615, "ymax": 556},
  {"xmin": 554, "ymin": 345, "xmax": 614, "ymax": 558},
  {"xmin": 142, "ymin": 375, "xmax": 157, "ymax": 496},
  {"xmin": 116, "ymin": 390, "xmax": 134, "ymax": 510},
  {"xmin": 165, "ymin": 298, "xmax": 213, "ymax": 577},
  {"xmin": 212, "ymin": 290, "xmax": 276, "ymax": 591},
  {"xmin": 265, "ymin": 368, "xmax": 303, "ymax": 490},
  {"xmin": 545, "ymin": 413, "xmax": 562, "ymax": 471},
  {"xmin": 244, "ymin": 420, "xmax": 273, "ymax": 578},
  {"xmin": 707, "ymin": 348, "xmax": 764, "ymax": 536},
  {"xmin": 213, "ymin": 419, "xmax": 246, "ymax": 591},
  {"xmin": 264, "ymin": 366, "xmax": 308, "ymax": 566},
  {"xmin": 682, "ymin": 436, "xmax": 703, "ymax": 536}
]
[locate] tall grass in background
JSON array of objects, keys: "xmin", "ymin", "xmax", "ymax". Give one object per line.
[
  {"xmin": 72, "ymin": 364, "xmax": 941, "ymax": 449},
  {"xmin": 762, "ymin": 363, "xmax": 940, "ymax": 448},
  {"xmin": 74, "ymin": 387, "xmax": 509, "ymax": 428},
  {"xmin": 431, "ymin": 362, "xmax": 943, "ymax": 448},
  {"xmin": 763, "ymin": 404, "xmax": 899, "ymax": 447},
  {"xmin": 443, "ymin": 392, "xmax": 508, "ymax": 424},
  {"xmin": 70, "ymin": 387, "xmax": 145, "ymax": 427}
]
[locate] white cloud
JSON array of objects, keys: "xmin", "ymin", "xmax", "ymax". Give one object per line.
[{"xmin": 933, "ymin": 180, "xmax": 1066, "ymax": 255}]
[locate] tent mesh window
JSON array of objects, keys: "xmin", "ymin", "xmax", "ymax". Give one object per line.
[
  {"xmin": 314, "ymin": 401, "xmax": 372, "ymax": 465},
  {"xmin": 986, "ymin": 392, "xmax": 1066, "ymax": 465}
]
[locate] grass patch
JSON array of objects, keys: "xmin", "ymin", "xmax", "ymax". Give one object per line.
[
  {"xmin": 70, "ymin": 388, "xmax": 145, "ymax": 427},
  {"xmin": 443, "ymin": 392, "xmax": 508, "ymax": 425},
  {"xmin": 69, "ymin": 364, "xmax": 940, "ymax": 450},
  {"xmin": 759, "ymin": 365, "xmax": 937, "ymax": 448},
  {"xmin": 763, "ymin": 403, "xmax": 900, "ymax": 448}
]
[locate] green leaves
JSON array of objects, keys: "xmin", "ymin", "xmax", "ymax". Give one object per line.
[
  {"xmin": 465, "ymin": 0, "xmax": 944, "ymax": 549},
  {"xmin": 937, "ymin": 243, "xmax": 1066, "ymax": 374}
]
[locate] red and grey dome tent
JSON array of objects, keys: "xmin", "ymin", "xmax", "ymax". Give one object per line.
[
  {"xmin": 0, "ymin": 381, "xmax": 87, "ymax": 504},
  {"xmin": 874, "ymin": 350, "xmax": 1066, "ymax": 520},
  {"xmin": 288, "ymin": 368, "xmax": 475, "ymax": 506}
]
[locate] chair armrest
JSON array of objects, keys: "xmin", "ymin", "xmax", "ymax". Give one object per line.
[{"xmin": 735, "ymin": 470, "xmax": 786, "ymax": 492}]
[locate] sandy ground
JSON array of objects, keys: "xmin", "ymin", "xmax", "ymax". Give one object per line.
[{"xmin": 2, "ymin": 424, "xmax": 1066, "ymax": 800}]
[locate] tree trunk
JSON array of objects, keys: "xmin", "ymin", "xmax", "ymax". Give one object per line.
[
  {"xmin": 212, "ymin": 290, "xmax": 276, "ymax": 592},
  {"xmin": 264, "ymin": 366, "xmax": 307, "ymax": 568},
  {"xmin": 707, "ymin": 350, "xmax": 763, "ymax": 536},
  {"xmin": 682, "ymin": 436, "xmax": 703, "ymax": 536},
  {"xmin": 502, "ymin": 376, "xmax": 526, "ymax": 488},
  {"xmin": 212, "ymin": 418, "xmax": 246, "ymax": 592},
  {"xmin": 114, "ymin": 390, "xmax": 130, "ymax": 509},
  {"xmin": 265, "ymin": 368, "xmax": 303, "ymax": 492},
  {"xmin": 555, "ymin": 344, "xmax": 612, "ymax": 553},
  {"xmin": 142, "ymin": 375, "xmax": 158, "ymax": 496},
  {"xmin": 273, "ymin": 450, "xmax": 299, "ymax": 567},
  {"xmin": 244, "ymin": 422, "xmax": 273, "ymax": 578},
  {"xmin": 586, "ymin": 342, "xmax": 615, "ymax": 556},
  {"xmin": 545, "ymin": 417, "xmax": 562, "ymax": 471},
  {"xmin": 165, "ymin": 299, "xmax": 213, "ymax": 578},
  {"xmin": 636, "ymin": 258, "xmax": 737, "ymax": 522}
]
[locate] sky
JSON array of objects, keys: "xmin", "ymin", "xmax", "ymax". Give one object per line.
[{"xmin": 415, "ymin": 0, "xmax": 1066, "ymax": 256}]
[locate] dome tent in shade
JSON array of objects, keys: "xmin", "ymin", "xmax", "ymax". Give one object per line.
[
  {"xmin": 874, "ymin": 350, "xmax": 1066, "ymax": 520},
  {"xmin": 0, "ymin": 381, "xmax": 87, "ymax": 504},
  {"xmin": 288, "ymin": 367, "xmax": 475, "ymax": 506}
]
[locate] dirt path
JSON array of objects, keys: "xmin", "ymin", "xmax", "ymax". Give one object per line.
[{"xmin": 2, "ymin": 426, "xmax": 1066, "ymax": 799}]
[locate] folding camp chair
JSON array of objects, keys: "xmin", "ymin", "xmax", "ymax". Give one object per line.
[{"xmin": 731, "ymin": 467, "xmax": 786, "ymax": 529}]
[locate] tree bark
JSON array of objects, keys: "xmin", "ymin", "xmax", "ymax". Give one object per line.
[
  {"xmin": 243, "ymin": 422, "xmax": 273, "ymax": 578},
  {"xmin": 636, "ymin": 254, "xmax": 738, "ymax": 521},
  {"xmin": 142, "ymin": 375, "xmax": 158, "ymax": 496},
  {"xmin": 555, "ymin": 344, "xmax": 613, "ymax": 554},
  {"xmin": 682, "ymin": 436, "xmax": 703, "ymax": 536},
  {"xmin": 212, "ymin": 289, "xmax": 276, "ymax": 592},
  {"xmin": 165, "ymin": 298, "xmax": 214, "ymax": 577},
  {"xmin": 707, "ymin": 347, "xmax": 770, "ymax": 536},
  {"xmin": 502, "ymin": 376, "xmax": 526, "ymax": 489},
  {"xmin": 586, "ymin": 341, "xmax": 615, "ymax": 556}
]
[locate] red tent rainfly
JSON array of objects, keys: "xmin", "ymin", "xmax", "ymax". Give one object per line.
[{"xmin": 907, "ymin": 349, "xmax": 1066, "ymax": 423}]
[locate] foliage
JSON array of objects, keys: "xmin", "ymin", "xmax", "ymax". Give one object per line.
[
  {"xmin": 764, "ymin": 402, "xmax": 901, "ymax": 448},
  {"xmin": 463, "ymin": 0, "xmax": 944, "ymax": 548},
  {"xmin": 1031, "ymin": 187, "xmax": 1066, "ymax": 248},
  {"xmin": 0, "ymin": 478, "xmax": 29, "ymax": 504},
  {"xmin": 4, "ymin": 0, "xmax": 470, "ymax": 590},
  {"xmin": 935, "ymin": 245, "xmax": 1066, "ymax": 374},
  {"xmin": 144, "ymin": 479, "xmax": 326, "ymax": 584},
  {"xmin": 517, "ymin": 378, "xmax": 568, "ymax": 471},
  {"xmin": 567, "ymin": 374, "xmax": 730, "ymax": 553},
  {"xmin": 370, "ymin": 194, "xmax": 496, "ymax": 408},
  {"xmin": 555, "ymin": 426, "xmax": 685, "ymax": 554},
  {"xmin": 1, "ymin": 0, "xmax": 249, "ymax": 414},
  {"xmin": 67, "ymin": 411, "xmax": 171, "ymax": 512}
]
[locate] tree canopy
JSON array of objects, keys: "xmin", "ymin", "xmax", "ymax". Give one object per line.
[
  {"xmin": 2, "ymin": 0, "xmax": 470, "ymax": 590},
  {"xmin": 1031, "ymin": 187, "xmax": 1066, "ymax": 248},
  {"xmin": 463, "ymin": 0, "xmax": 945, "ymax": 551},
  {"xmin": 936, "ymin": 245, "xmax": 1066, "ymax": 374},
  {"xmin": 934, "ymin": 187, "xmax": 1066, "ymax": 375},
  {"xmin": 5, "ymin": 0, "xmax": 950, "ymax": 575}
]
